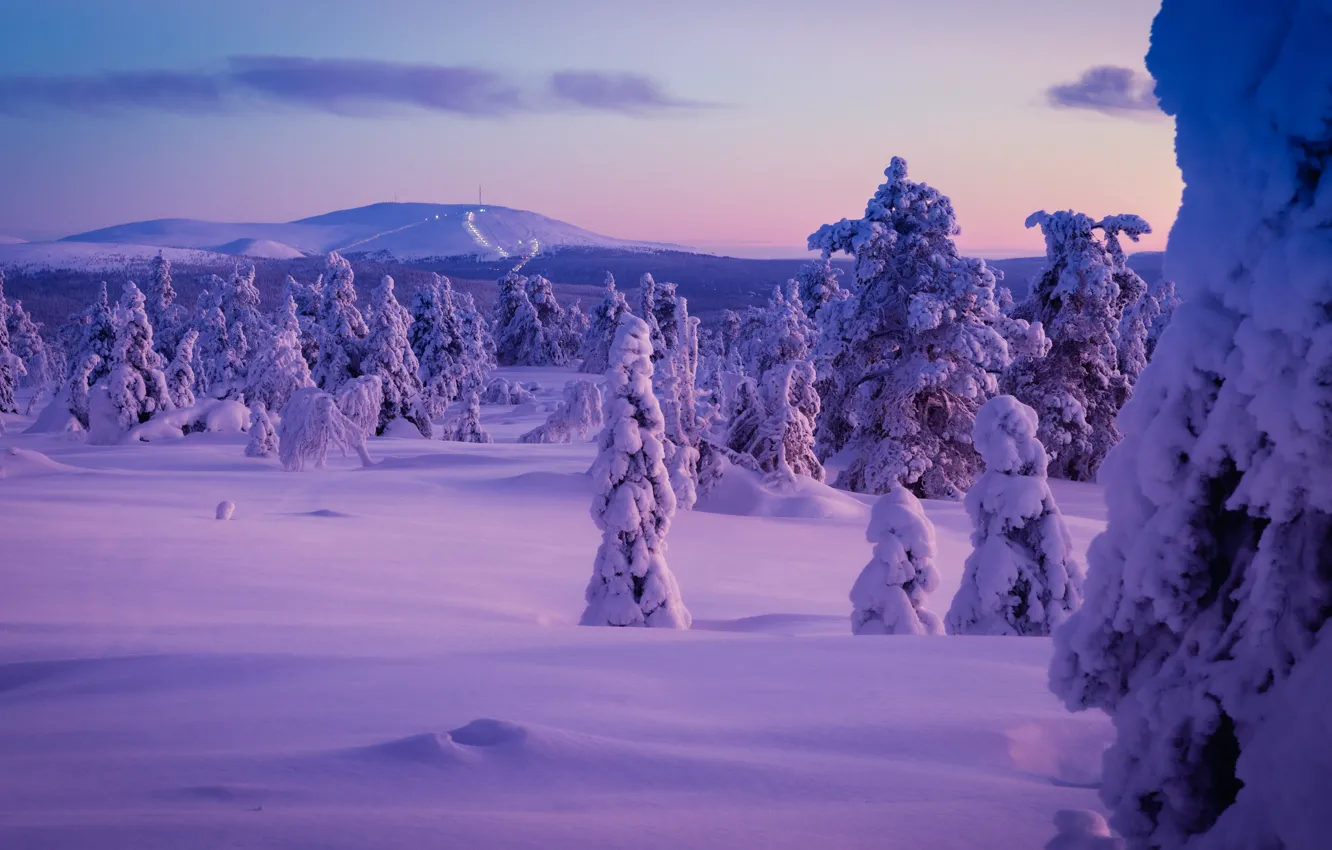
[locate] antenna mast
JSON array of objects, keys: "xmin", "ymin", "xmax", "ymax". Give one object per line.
[{"xmin": 478, "ymin": 184, "xmax": 482, "ymax": 206}]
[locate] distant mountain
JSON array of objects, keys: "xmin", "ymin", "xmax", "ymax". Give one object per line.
[{"xmin": 56, "ymin": 203, "xmax": 684, "ymax": 262}]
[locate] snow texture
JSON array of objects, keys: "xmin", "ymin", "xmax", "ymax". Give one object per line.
[{"xmin": 849, "ymin": 487, "xmax": 944, "ymax": 636}]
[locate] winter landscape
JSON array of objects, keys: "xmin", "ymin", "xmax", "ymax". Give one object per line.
[{"xmin": 2, "ymin": 1, "xmax": 1330, "ymax": 849}]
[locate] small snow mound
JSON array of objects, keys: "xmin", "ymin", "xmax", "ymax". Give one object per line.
[
  {"xmin": 696, "ymin": 463, "xmax": 867, "ymax": 520},
  {"xmin": 449, "ymin": 718, "xmax": 528, "ymax": 747},
  {"xmin": 690, "ymin": 613, "xmax": 845, "ymax": 635},
  {"xmin": 215, "ymin": 501, "xmax": 235, "ymax": 520},
  {"xmin": 1045, "ymin": 810, "xmax": 1124, "ymax": 850},
  {"xmin": 367, "ymin": 732, "xmax": 468, "ymax": 765},
  {"xmin": 1006, "ymin": 720, "xmax": 1108, "ymax": 788},
  {"xmin": 212, "ymin": 238, "xmax": 306, "ymax": 259},
  {"xmin": 127, "ymin": 399, "xmax": 250, "ymax": 443},
  {"xmin": 302, "ymin": 508, "xmax": 352, "ymax": 518},
  {"xmin": 380, "ymin": 417, "xmax": 432, "ymax": 439},
  {"xmin": 0, "ymin": 447, "xmax": 80, "ymax": 479}
]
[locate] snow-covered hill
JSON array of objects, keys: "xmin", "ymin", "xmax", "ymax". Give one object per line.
[
  {"xmin": 54, "ymin": 202, "xmax": 684, "ymax": 264},
  {"xmin": 0, "ymin": 241, "xmax": 237, "ymax": 273}
]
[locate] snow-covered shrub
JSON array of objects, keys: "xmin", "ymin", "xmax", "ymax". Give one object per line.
[
  {"xmin": 946, "ymin": 395, "xmax": 1082, "ymax": 636},
  {"xmin": 447, "ymin": 389, "xmax": 492, "ymax": 444},
  {"xmin": 310, "ymin": 252, "xmax": 368, "ymax": 394},
  {"xmin": 165, "ymin": 329, "xmax": 199, "ymax": 410},
  {"xmin": 245, "ymin": 402, "xmax": 278, "ymax": 458},
  {"xmin": 277, "ymin": 387, "xmax": 372, "ymax": 471},
  {"xmin": 1049, "ymin": 4, "xmax": 1332, "ymax": 848},
  {"xmin": 580, "ymin": 314, "xmax": 690, "ymax": 629},
  {"xmin": 361, "ymin": 275, "xmax": 430, "ymax": 436},
  {"xmin": 519, "ymin": 379, "xmax": 603, "ymax": 444},
  {"xmin": 1003, "ymin": 210, "xmax": 1150, "ymax": 481},
  {"xmin": 246, "ymin": 297, "xmax": 313, "ymax": 415},
  {"xmin": 809, "ymin": 157, "xmax": 1018, "ymax": 498},
  {"xmin": 491, "ymin": 272, "xmax": 553, "ymax": 366},
  {"xmin": 849, "ymin": 487, "xmax": 943, "ymax": 636},
  {"xmin": 580, "ymin": 272, "xmax": 631, "ymax": 374},
  {"xmin": 480, "ymin": 376, "xmax": 536, "ymax": 405},
  {"xmin": 101, "ymin": 282, "xmax": 172, "ymax": 439}
]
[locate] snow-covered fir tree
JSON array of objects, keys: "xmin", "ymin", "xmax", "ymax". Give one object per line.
[
  {"xmin": 6, "ymin": 299, "xmax": 51, "ymax": 391},
  {"xmin": 809, "ymin": 156, "xmax": 1017, "ymax": 498},
  {"xmin": 739, "ymin": 281, "xmax": 816, "ymax": 379},
  {"xmin": 580, "ymin": 314, "xmax": 690, "ymax": 629},
  {"xmin": 1117, "ymin": 277, "xmax": 1180, "ymax": 385},
  {"xmin": 144, "ymin": 252, "xmax": 186, "ymax": 360},
  {"xmin": 849, "ymin": 487, "xmax": 943, "ymax": 636},
  {"xmin": 409, "ymin": 273, "xmax": 463, "ymax": 419},
  {"xmin": 652, "ymin": 281, "xmax": 682, "ymax": 354},
  {"xmin": 193, "ymin": 290, "xmax": 238, "ymax": 396},
  {"xmin": 491, "ymin": 272, "xmax": 553, "ymax": 366},
  {"xmin": 519, "ymin": 379, "xmax": 604, "ymax": 444},
  {"xmin": 311, "ymin": 252, "xmax": 368, "ymax": 394},
  {"xmin": 104, "ymin": 282, "xmax": 173, "ymax": 434},
  {"xmin": 246, "ymin": 296, "xmax": 313, "ymax": 414},
  {"xmin": 723, "ymin": 376, "xmax": 766, "ymax": 461},
  {"xmin": 657, "ymin": 295, "xmax": 702, "ymax": 508},
  {"xmin": 1003, "ymin": 210, "xmax": 1149, "ymax": 482},
  {"xmin": 76, "ymin": 282, "xmax": 117, "ymax": 390},
  {"xmin": 946, "ymin": 395, "xmax": 1083, "ymax": 636},
  {"xmin": 525, "ymin": 273, "xmax": 568, "ymax": 363},
  {"xmin": 0, "ymin": 271, "xmax": 21, "ymax": 414},
  {"xmin": 333, "ymin": 374, "xmax": 383, "ymax": 442},
  {"xmin": 455, "ymin": 290, "xmax": 494, "ymax": 392},
  {"xmin": 447, "ymin": 389, "xmax": 492, "ymax": 443},
  {"xmin": 752, "ymin": 360, "xmax": 824, "ymax": 483},
  {"xmin": 579, "ymin": 273, "xmax": 631, "ymax": 374},
  {"xmin": 165, "ymin": 329, "xmax": 199, "ymax": 410},
  {"xmin": 220, "ymin": 264, "xmax": 270, "ymax": 346},
  {"xmin": 361, "ymin": 275, "xmax": 430, "ymax": 436},
  {"xmin": 245, "ymin": 401, "xmax": 278, "ymax": 458},
  {"xmin": 1050, "ymin": 5, "xmax": 1332, "ymax": 847},
  {"xmin": 795, "ymin": 257, "xmax": 847, "ymax": 323},
  {"xmin": 67, "ymin": 353, "xmax": 101, "ymax": 429},
  {"xmin": 561, "ymin": 301, "xmax": 590, "ymax": 365},
  {"xmin": 281, "ymin": 273, "xmax": 323, "ymax": 367},
  {"xmin": 277, "ymin": 387, "xmax": 372, "ymax": 471}
]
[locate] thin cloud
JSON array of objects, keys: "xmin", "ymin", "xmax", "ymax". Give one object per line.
[
  {"xmin": 0, "ymin": 57, "xmax": 711, "ymax": 119},
  {"xmin": 1046, "ymin": 66, "xmax": 1162, "ymax": 117}
]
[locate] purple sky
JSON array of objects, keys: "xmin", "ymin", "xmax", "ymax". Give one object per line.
[{"xmin": 0, "ymin": 0, "xmax": 1178, "ymax": 257}]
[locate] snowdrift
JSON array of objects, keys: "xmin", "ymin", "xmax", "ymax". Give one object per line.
[{"xmin": 697, "ymin": 462, "xmax": 869, "ymax": 520}]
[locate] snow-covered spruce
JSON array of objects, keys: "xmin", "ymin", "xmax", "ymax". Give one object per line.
[
  {"xmin": 333, "ymin": 374, "xmax": 383, "ymax": 443},
  {"xmin": 737, "ymin": 281, "xmax": 816, "ymax": 380},
  {"xmin": 524, "ymin": 274, "xmax": 570, "ymax": 364},
  {"xmin": 580, "ymin": 314, "xmax": 690, "ymax": 629},
  {"xmin": 0, "ymin": 270, "xmax": 22, "ymax": 414},
  {"xmin": 637, "ymin": 273, "xmax": 667, "ymax": 362},
  {"xmin": 246, "ymin": 296, "xmax": 313, "ymax": 415},
  {"xmin": 310, "ymin": 252, "xmax": 368, "ymax": 394},
  {"xmin": 1003, "ymin": 210, "xmax": 1149, "ymax": 482},
  {"xmin": 7, "ymin": 299, "xmax": 52, "ymax": 392},
  {"xmin": 68, "ymin": 282, "xmax": 117, "ymax": 412},
  {"xmin": 144, "ymin": 252, "xmax": 186, "ymax": 360},
  {"xmin": 165, "ymin": 329, "xmax": 199, "ymax": 410},
  {"xmin": 519, "ymin": 379, "xmax": 603, "ymax": 444},
  {"xmin": 657, "ymin": 294, "xmax": 704, "ymax": 508},
  {"xmin": 220, "ymin": 264, "xmax": 271, "ymax": 346},
  {"xmin": 1050, "ymin": 4, "xmax": 1332, "ymax": 848},
  {"xmin": 245, "ymin": 402, "xmax": 278, "ymax": 458},
  {"xmin": 361, "ymin": 275, "xmax": 430, "ymax": 437},
  {"xmin": 560, "ymin": 300, "xmax": 590, "ymax": 366},
  {"xmin": 946, "ymin": 395, "xmax": 1082, "ymax": 636},
  {"xmin": 492, "ymin": 272, "xmax": 554, "ymax": 366},
  {"xmin": 447, "ymin": 389, "xmax": 492, "ymax": 444},
  {"xmin": 809, "ymin": 157, "xmax": 1020, "ymax": 498},
  {"xmin": 579, "ymin": 272, "xmax": 631, "ymax": 374},
  {"xmin": 99, "ymin": 282, "xmax": 173, "ymax": 440},
  {"xmin": 66, "ymin": 353, "xmax": 101, "ymax": 430},
  {"xmin": 282, "ymin": 273, "xmax": 323, "ymax": 368},
  {"xmin": 277, "ymin": 387, "xmax": 372, "ymax": 471},
  {"xmin": 1117, "ymin": 277, "xmax": 1180, "ymax": 385},
  {"xmin": 849, "ymin": 487, "xmax": 943, "ymax": 636},
  {"xmin": 795, "ymin": 257, "xmax": 847, "ymax": 323},
  {"xmin": 753, "ymin": 360, "xmax": 824, "ymax": 484},
  {"xmin": 454, "ymin": 290, "xmax": 495, "ymax": 393},
  {"xmin": 480, "ymin": 376, "xmax": 537, "ymax": 406},
  {"xmin": 409, "ymin": 273, "xmax": 463, "ymax": 419}
]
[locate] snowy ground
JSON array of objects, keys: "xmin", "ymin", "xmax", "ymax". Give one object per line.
[{"xmin": 0, "ymin": 367, "xmax": 1113, "ymax": 850}]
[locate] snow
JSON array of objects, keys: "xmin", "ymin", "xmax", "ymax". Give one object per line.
[
  {"xmin": 1, "ymin": 364, "xmax": 1116, "ymax": 848},
  {"xmin": 211, "ymin": 238, "xmax": 307, "ymax": 260},
  {"xmin": 0, "ymin": 241, "xmax": 235, "ymax": 273}
]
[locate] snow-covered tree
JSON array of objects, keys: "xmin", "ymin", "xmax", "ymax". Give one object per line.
[
  {"xmin": 164, "ymin": 328, "xmax": 199, "ymax": 410},
  {"xmin": 6, "ymin": 299, "xmax": 51, "ymax": 391},
  {"xmin": 946, "ymin": 395, "xmax": 1082, "ymax": 636},
  {"xmin": 492, "ymin": 272, "xmax": 553, "ymax": 366},
  {"xmin": 580, "ymin": 314, "xmax": 690, "ymax": 629},
  {"xmin": 277, "ymin": 387, "xmax": 372, "ymax": 471},
  {"xmin": 245, "ymin": 401, "xmax": 278, "ymax": 458},
  {"xmin": 361, "ymin": 275, "xmax": 430, "ymax": 436},
  {"xmin": 193, "ymin": 289, "xmax": 239, "ymax": 396},
  {"xmin": 795, "ymin": 257, "xmax": 847, "ymax": 322},
  {"xmin": 75, "ymin": 282, "xmax": 117, "ymax": 390},
  {"xmin": 220, "ymin": 264, "xmax": 270, "ymax": 345},
  {"xmin": 1003, "ymin": 210, "xmax": 1148, "ymax": 481},
  {"xmin": 809, "ymin": 157, "xmax": 1017, "ymax": 498},
  {"xmin": 637, "ymin": 273, "xmax": 667, "ymax": 362},
  {"xmin": 311, "ymin": 252, "xmax": 368, "ymax": 394},
  {"xmin": 334, "ymin": 374, "xmax": 382, "ymax": 441},
  {"xmin": 282, "ymin": 273, "xmax": 322, "ymax": 367},
  {"xmin": 738, "ymin": 281, "xmax": 816, "ymax": 379},
  {"xmin": 751, "ymin": 360, "xmax": 824, "ymax": 483},
  {"xmin": 447, "ymin": 389, "xmax": 492, "ymax": 443},
  {"xmin": 561, "ymin": 301, "xmax": 590, "ymax": 364},
  {"xmin": 103, "ymin": 282, "xmax": 173, "ymax": 434},
  {"xmin": 1049, "ymin": 5, "xmax": 1332, "ymax": 848},
  {"xmin": 579, "ymin": 273, "xmax": 631, "ymax": 374},
  {"xmin": 67, "ymin": 353, "xmax": 101, "ymax": 429},
  {"xmin": 850, "ymin": 487, "xmax": 944, "ymax": 635},
  {"xmin": 0, "ymin": 271, "xmax": 21, "ymax": 414},
  {"xmin": 1117, "ymin": 278, "xmax": 1180, "ymax": 384},
  {"xmin": 409, "ymin": 273, "xmax": 463, "ymax": 419},
  {"xmin": 455, "ymin": 291, "xmax": 494, "ymax": 392},
  {"xmin": 723, "ymin": 376, "xmax": 766, "ymax": 459},
  {"xmin": 246, "ymin": 296, "xmax": 313, "ymax": 414},
  {"xmin": 519, "ymin": 379, "xmax": 604, "ymax": 444},
  {"xmin": 658, "ymin": 295, "xmax": 703, "ymax": 508},
  {"xmin": 144, "ymin": 252, "xmax": 186, "ymax": 359},
  {"xmin": 525, "ymin": 273, "xmax": 568, "ymax": 363}
]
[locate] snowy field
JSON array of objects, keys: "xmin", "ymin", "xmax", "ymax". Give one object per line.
[{"xmin": 1, "ymin": 366, "xmax": 1113, "ymax": 850}]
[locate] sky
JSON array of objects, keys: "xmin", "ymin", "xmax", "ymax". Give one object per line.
[{"xmin": 0, "ymin": 0, "xmax": 1179, "ymax": 257}]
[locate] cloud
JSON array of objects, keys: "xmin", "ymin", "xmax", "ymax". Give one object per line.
[
  {"xmin": 0, "ymin": 57, "xmax": 711, "ymax": 119},
  {"xmin": 1046, "ymin": 66, "xmax": 1162, "ymax": 116}
]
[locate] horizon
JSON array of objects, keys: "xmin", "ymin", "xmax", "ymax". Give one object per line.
[{"xmin": 1, "ymin": 0, "xmax": 1179, "ymax": 256}]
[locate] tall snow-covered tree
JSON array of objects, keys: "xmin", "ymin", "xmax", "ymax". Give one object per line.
[
  {"xmin": 220, "ymin": 264, "xmax": 270, "ymax": 346},
  {"xmin": 193, "ymin": 289, "xmax": 236, "ymax": 396},
  {"xmin": 1117, "ymin": 277, "xmax": 1180, "ymax": 384},
  {"xmin": 282, "ymin": 273, "xmax": 323, "ymax": 368},
  {"xmin": 165, "ymin": 329, "xmax": 199, "ymax": 410},
  {"xmin": 76, "ymin": 282, "xmax": 117, "ymax": 390},
  {"xmin": 580, "ymin": 314, "xmax": 690, "ymax": 629},
  {"xmin": 795, "ymin": 258, "xmax": 847, "ymax": 322},
  {"xmin": 7, "ymin": 299, "xmax": 50, "ymax": 391},
  {"xmin": 311, "ymin": 252, "xmax": 368, "ymax": 394},
  {"xmin": 525, "ymin": 273, "xmax": 569, "ymax": 363},
  {"xmin": 561, "ymin": 301, "xmax": 590, "ymax": 365},
  {"xmin": 246, "ymin": 296, "xmax": 313, "ymax": 415},
  {"xmin": 850, "ymin": 487, "xmax": 943, "ymax": 636},
  {"xmin": 409, "ymin": 273, "xmax": 463, "ymax": 419},
  {"xmin": 1003, "ymin": 210, "xmax": 1148, "ymax": 481},
  {"xmin": 753, "ymin": 360, "xmax": 824, "ymax": 483},
  {"xmin": 104, "ymin": 282, "xmax": 172, "ymax": 433},
  {"xmin": 361, "ymin": 275, "xmax": 430, "ymax": 436},
  {"xmin": 738, "ymin": 281, "xmax": 816, "ymax": 379},
  {"xmin": 0, "ymin": 271, "xmax": 22, "ymax": 414},
  {"xmin": 455, "ymin": 291, "xmax": 494, "ymax": 392},
  {"xmin": 809, "ymin": 157, "xmax": 1017, "ymax": 498},
  {"xmin": 946, "ymin": 395, "xmax": 1083, "ymax": 636},
  {"xmin": 657, "ymin": 294, "xmax": 702, "ymax": 508},
  {"xmin": 580, "ymin": 273, "xmax": 631, "ymax": 374},
  {"xmin": 637, "ymin": 273, "xmax": 667, "ymax": 361},
  {"xmin": 1050, "ymin": 4, "xmax": 1332, "ymax": 848},
  {"xmin": 278, "ymin": 387, "xmax": 372, "ymax": 471},
  {"xmin": 491, "ymin": 271, "xmax": 553, "ymax": 366},
  {"xmin": 144, "ymin": 252, "xmax": 186, "ymax": 359}
]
